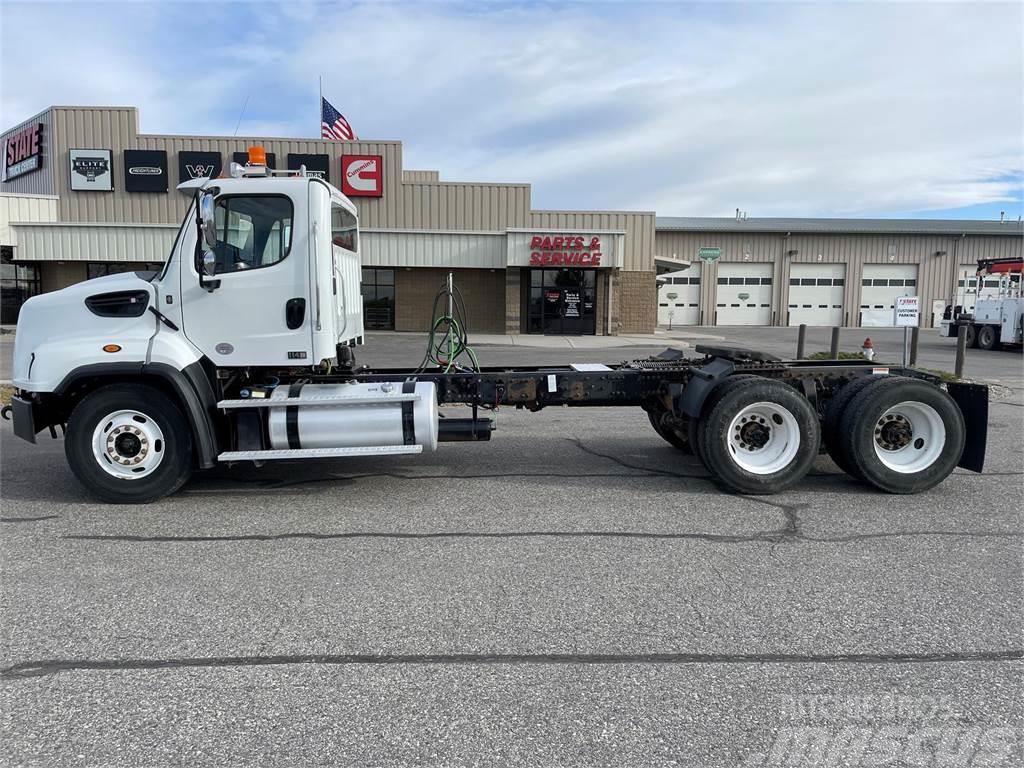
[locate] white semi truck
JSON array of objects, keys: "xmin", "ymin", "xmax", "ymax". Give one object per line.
[{"xmin": 5, "ymin": 150, "xmax": 988, "ymax": 503}]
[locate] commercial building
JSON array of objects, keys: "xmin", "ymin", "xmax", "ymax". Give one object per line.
[{"xmin": 2, "ymin": 105, "xmax": 1021, "ymax": 331}]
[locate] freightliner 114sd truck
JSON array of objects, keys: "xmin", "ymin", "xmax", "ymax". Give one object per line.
[{"xmin": 5, "ymin": 149, "xmax": 989, "ymax": 503}]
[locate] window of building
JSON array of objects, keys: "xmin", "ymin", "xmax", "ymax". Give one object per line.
[
  {"xmin": 362, "ymin": 268, "xmax": 394, "ymax": 330},
  {"xmin": 0, "ymin": 247, "xmax": 40, "ymax": 324},
  {"xmin": 213, "ymin": 195, "xmax": 293, "ymax": 273}
]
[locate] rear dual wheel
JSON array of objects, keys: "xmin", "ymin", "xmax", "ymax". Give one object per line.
[
  {"xmin": 835, "ymin": 377, "xmax": 965, "ymax": 494},
  {"xmin": 977, "ymin": 325, "xmax": 999, "ymax": 351},
  {"xmin": 692, "ymin": 376, "xmax": 820, "ymax": 495}
]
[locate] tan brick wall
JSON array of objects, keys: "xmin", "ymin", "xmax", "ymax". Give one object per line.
[
  {"xmin": 394, "ymin": 267, "xmax": 506, "ymax": 334},
  {"xmin": 616, "ymin": 270, "xmax": 656, "ymax": 333},
  {"xmin": 505, "ymin": 268, "xmax": 522, "ymax": 334}
]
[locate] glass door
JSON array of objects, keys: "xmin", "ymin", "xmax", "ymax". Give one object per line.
[{"xmin": 528, "ymin": 268, "xmax": 597, "ymax": 334}]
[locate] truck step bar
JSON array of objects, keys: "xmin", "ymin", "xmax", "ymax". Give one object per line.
[
  {"xmin": 218, "ymin": 445, "xmax": 423, "ymax": 461},
  {"xmin": 216, "ymin": 394, "xmax": 420, "ymax": 409}
]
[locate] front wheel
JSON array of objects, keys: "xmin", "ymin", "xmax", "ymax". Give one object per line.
[
  {"xmin": 646, "ymin": 408, "xmax": 692, "ymax": 453},
  {"xmin": 695, "ymin": 378, "xmax": 821, "ymax": 495},
  {"xmin": 65, "ymin": 384, "xmax": 194, "ymax": 503}
]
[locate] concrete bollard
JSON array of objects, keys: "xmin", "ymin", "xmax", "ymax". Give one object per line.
[
  {"xmin": 955, "ymin": 324, "xmax": 967, "ymax": 379},
  {"xmin": 796, "ymin": 324, "xmax": 807, "ymax": 359},
  {"xmin": 830, "ymin": 327, "xmax": 841, "ymax": 360}
]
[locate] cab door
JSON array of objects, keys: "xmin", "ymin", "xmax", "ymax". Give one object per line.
[{"xmin": 180, "ymin": 191, "xmax": 313, "ymax": 366}]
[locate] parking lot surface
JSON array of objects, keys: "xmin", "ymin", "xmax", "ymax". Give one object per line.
[{"xmin": 1, "ymin": 333, "xmax": 1022, "ymax": 766}]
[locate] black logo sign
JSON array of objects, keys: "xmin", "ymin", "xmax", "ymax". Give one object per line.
[
  {"xmin": 287, "ymin": 153, "xmax": 329, "ymax": 182},
  {"xmin": 124, "ymin": 149, "xmax": 168, "ymax": 192},
  {"xmin": 232, "ymin": 151, "xmax": 276, "ymax": 169},
  {"xmin": 178, "ymin": 151, "xmax": 222, "ymax": 183},
  {"xmin": 73, "ymin": 155, "xmax": 109, "ymax": 180}
]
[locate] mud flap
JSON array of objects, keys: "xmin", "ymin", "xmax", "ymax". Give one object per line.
[{"xmin": 946, "ymin": 381, "xmax": 988, "ymax": 472}]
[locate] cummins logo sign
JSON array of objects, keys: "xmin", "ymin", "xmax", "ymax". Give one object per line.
[{"xmin": 124, "ymin": 149, "xmax": 168, "ymax": 192}]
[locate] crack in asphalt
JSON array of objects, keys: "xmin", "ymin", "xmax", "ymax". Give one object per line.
[
  {"xmin": 0, "ymin": 515, "xmax": 59, "ymax": 523},
  {"xmin": 3, "ymin": 649, "xmax": 1020, "ymax": 680}
]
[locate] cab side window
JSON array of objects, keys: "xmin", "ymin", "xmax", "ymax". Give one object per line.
[
  {"xmin": 331, "ymin": 204, "xmax": 358, "ymax": 252},
  {"xmin": 213, "ymin": 195, "xmax": 293, "ymax": 273}
]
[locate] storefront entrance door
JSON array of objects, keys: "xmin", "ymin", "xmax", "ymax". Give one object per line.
[{"xmin": 528, "ymin": 268, "xmax": 597, "ymax": 335}]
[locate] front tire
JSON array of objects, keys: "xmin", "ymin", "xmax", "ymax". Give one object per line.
[
  {"xmin": 977, "ymin": 325, "xmax": 999, "ymax": 351},
  {"xmin": 646, "ymin": 407, "xmax": 692, "ymax": 453},
  {"xmin": 837, "ymin": 377, "xmax": 965, "ymax": 494},
  {"xmin": 65, "ymin": 384, "xmax": 194, "ymax": 504},
  {"xmin": 695, "ymin": 378, "xmax": 821, "ymax": 495}
]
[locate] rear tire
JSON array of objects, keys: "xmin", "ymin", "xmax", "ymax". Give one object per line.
[
  {"xmin": 837, "ymin": 377, "xmax": 965, "ymax": 494},
  {"xmin": 65, "ymin": 384, "xmax": 194, "ymax": 504},
  {"xmin": 688, "ymin": 374, "xmax": 763, "ymax": 468},
  {"xmin": 823, "ymin": 377, "xmax": 878, "ymax": 477},
  {"xmin": 646, "ymin": 408, "xmax": 692, "ymax": 453},
  {"xmin": 964, "ymin": 324, "xmax": 978, "ymax": 349},
  {"xmin": 977, "ymin": 325, "xmax": 999, "ymax": 351},
  {"xmin": 695, "ymin": 377, "xmax": 821, "ymax": 495}
]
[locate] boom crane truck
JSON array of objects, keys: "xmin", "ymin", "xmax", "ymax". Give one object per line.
[
  {"xmin": 939, "ymin": 257, "xmax": 1024, "ymax": 350},
  {"xmin": 5, "ymin": 148, "xmax": 989, "ymax": 503}
]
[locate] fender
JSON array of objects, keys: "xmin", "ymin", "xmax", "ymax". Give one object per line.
[{"xmin": 53, "ymin": 360, "xmax": 220, "ymax": 469}]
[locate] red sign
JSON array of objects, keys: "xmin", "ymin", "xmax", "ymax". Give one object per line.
[
  {"xmin": 341, "ymin": 154, "xmax": 383, "ymax": 197},
  {"xmin": 3, "ymin": 123, "xmax": 44, "ymax": 182},
  {"xmin": 529, "ymin": 235, "xmax": 602, "ymax": 267}
]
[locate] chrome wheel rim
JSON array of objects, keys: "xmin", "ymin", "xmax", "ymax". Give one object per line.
[
  {"xmin": 726, "ymin": 401, "xmax": 800, "ymax": 475},
  {"xmin": 91, "ymin": 410, "xmax": 166, "ymax": 480},
  {"xmin": 872, "ymin": 401, "xmax": 945, "ymax": 474}
]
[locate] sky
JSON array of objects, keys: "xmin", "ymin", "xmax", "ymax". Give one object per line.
[{"xmin": 1, "ymin": 0, "xmax": 1022, "ymax": 220}]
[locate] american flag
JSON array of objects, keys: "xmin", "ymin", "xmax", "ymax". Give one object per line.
[{"xmin": 321, "ymin": 97, "xmax": 356, "ymax": 141}]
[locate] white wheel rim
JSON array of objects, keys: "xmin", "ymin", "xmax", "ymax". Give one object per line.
[
  {"xmin": 726, "ymin": 401, "xmax": 801, "ymax": 475},
  {"xmin": 872, "ymin": 400, "xmax": 945, "ymax": 474},
  {"xmin": 91, "ymin": 409, "xmax": 166, "ymax": 480}
]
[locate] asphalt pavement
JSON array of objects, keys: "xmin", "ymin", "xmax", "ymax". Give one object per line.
[{"xmin": 1, "ymin": 333, "xmax": 1022, "ymax": 766}]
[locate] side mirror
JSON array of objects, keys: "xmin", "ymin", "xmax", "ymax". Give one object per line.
[
  {"xmin": 199, "ymin": 191, "xmax": 218, "ymax": 249},
  {"xmin": 201, "ymin": 248, "xmax": 217, "ymax": 277}
]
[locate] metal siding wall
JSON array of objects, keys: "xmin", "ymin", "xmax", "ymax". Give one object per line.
[
  {"xmin": 13, "ymin": 223, "xmax": 177, "ymax": 262},
  {"xmin": 529, "ymin": 211, "xmax": 655, "ymax": 271},
  {"xmin": 0, "ymin": 195, "xmax": 58, "ymax": 245},
  {"xmin": 361, "ymin": 231, "xmax": 506, "ymax": 269},
  {"xmin": 0, "ymin": 109, "xmax": 56, "ymax": 195}
]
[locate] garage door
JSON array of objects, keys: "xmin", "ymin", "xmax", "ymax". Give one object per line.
[
  {"xmin": 715, "ymin": 263, "xmax": 773, "ymax": 325},
  {"xmin": 657, "ymin": 265, "xmax": 701, "ymax": 325},
  {"xmin": 860, "ymin": 265, "xmax": 917, "ymax": 327},
  {"xmin": 787, "ymin": 264, "xmax": 845, "ymax": 326}
]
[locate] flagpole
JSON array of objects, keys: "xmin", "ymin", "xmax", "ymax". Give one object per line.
[{"xmin": 318, "ymin": 76, "xmax": 322, "ymax": 136}]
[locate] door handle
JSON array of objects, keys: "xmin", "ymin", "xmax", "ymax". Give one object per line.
[{"xmin": 285, "ymin": 298, "xmax": 306, "ymax": 329}]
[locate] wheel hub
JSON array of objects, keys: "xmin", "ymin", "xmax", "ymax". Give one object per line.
[
  {"xmin": 91, "ymin": 410, "xmax": 165, "ymax": 479},
  {"xmin": 738, "ymin": 419, "xmax": 770, "ymax": 450},
  {"xmin": 726, "ymin": 402, "xmax": 801, "ymax": 475},
  {"xmin": 875, "ymin": 413, "xmax": 912, "ymax": 451}
]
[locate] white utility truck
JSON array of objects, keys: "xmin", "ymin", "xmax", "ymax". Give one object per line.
[
  {"xmin": 6, "ymin": 149, "xmax": 988, "ymax": 503},
  {"xmin": 940, "ymin": 258, "xmax": 1024, "ymax": 350}
]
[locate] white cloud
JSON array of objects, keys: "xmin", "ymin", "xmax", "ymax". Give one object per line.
[{"xmin": 2, "ymin": 1, "xmax": 1021, "ymax": 217}]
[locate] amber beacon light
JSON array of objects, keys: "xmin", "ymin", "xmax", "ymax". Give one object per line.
[{"xmin": 247, "ymin": 146, "xmax": 267, "ymax": 166}]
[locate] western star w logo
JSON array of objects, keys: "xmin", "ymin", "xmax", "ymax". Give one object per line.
[
  {"xmin": 185, "ymin": 163, "xmax": 215, "ymax": 178},
  {"xmin": 72, "ymin": 156, "xmax": 109, "ymax": 181}
]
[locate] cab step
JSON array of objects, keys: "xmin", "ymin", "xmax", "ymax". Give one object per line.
[{"xmin": 218, "ymin": 445, "xmax": 423, "ymax": 461}]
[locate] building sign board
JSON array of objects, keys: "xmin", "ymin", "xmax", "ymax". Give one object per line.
[
  {"xmin": 341, "ymin": 155, "xmax": 383, "ymax": 197},
  {"xmin": 894, "ymin": 295, "xmax": 920, "ymax": 327},
  {"xmin": 232, "ymin": 151, "xmax": 276, "ymax": 169},
  {"xmin": 287, "ymin": 153, "xmax": 329, "ymax": 182},
  {"xmin": 529, "ymin": 235, "xmax": 603, "ymax": 267},
  {"xmin": 123, "ymin": 149, "xmax": 168, "ymax": 192},
  {"xmin": 3, "ymin": 122, "xmax": 44, "ymax": 182},
  {"xmin": 69, "ymin": 148, "xmax": 113, "ymax": 191},
  {"xmin": 178, "ymin": 151, "xmax": 222, "ymax": 183},
  {"xmin": 698, "ymin": 247, "xmax": 721, "ymax": 263}
]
